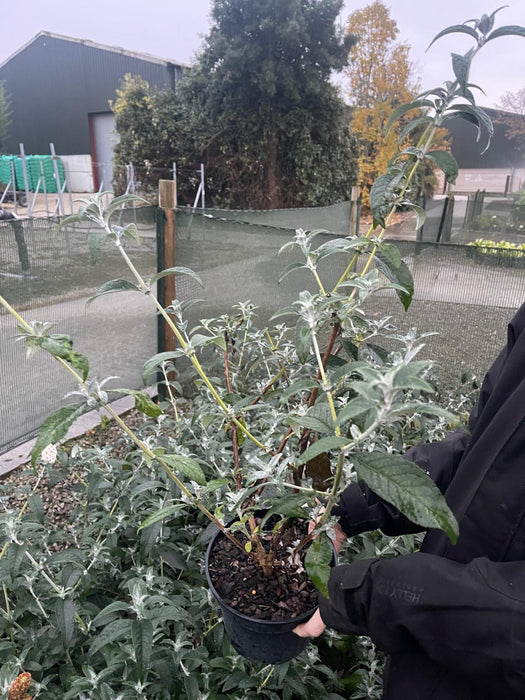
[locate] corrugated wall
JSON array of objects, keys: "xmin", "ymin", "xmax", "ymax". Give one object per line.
[{"xmin": 0, "ymin": 34, "xmax": 183, "ymax": 155}]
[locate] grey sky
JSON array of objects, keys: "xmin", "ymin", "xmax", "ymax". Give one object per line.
[{"xmin": 2, "ymin": 1, "xmax": 524, "ymax": 109}]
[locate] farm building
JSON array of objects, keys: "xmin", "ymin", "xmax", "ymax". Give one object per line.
[
  {"xmin": 0, "ymin": 32, "xmax": 186, "ymax": 191},
  {"xmin": 436, "ymin": 107, "xmax": 524, "ymax": 194}
]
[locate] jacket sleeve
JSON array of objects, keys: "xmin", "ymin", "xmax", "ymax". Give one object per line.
[
  {"xmin": 319, "ymin": 552, "xmax": 525, "ymax": 694},
  {"xmin": 333, "ymin": 428, "xmax": 471, "ymax": 536}
]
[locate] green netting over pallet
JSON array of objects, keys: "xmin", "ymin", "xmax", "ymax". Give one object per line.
[{"xmin": 0, "ymin": 154, "xmax": 65, "ymax": 192}]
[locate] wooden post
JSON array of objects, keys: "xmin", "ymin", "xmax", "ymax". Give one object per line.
[
  {"xmin": 350, "ymin": 186, "xmax": 360, "ymax": 237},
  {"xmin": 158, "ymin": 179, "xmax": 177, "ymax": 358}
]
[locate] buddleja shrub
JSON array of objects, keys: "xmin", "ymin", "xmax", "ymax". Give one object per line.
[{"xmin": 0, "ymin": 7, "xmax": 523, "ymax": 699}]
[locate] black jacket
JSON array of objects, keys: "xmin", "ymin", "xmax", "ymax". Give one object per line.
[{"xmin": 319, "ymin": 303, "xmax": 525, "ymax": 699}]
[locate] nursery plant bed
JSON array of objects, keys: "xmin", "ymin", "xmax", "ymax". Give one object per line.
[{"xmin": 466, "ymin": 244, "xmax": 525, "ymax": 268}]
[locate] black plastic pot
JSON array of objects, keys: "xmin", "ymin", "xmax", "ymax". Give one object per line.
[{"xmin": 205, "ymin": 525, "xmax": 334, "ymax": 664}]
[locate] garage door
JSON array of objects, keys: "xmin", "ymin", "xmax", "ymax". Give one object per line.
[{"xmin": 90, "ymin": 112, "xmax": 118, "ymax": 191}]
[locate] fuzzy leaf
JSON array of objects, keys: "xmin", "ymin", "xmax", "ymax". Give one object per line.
[
  {"xmin": 86, "ymin": 279, "xmax": 141, "ymax": 308},
  {"xmin": 31, "ymin": 404, "xmax": 87, "ymax": 466},
  {"xmin": 335, "ymin": 397, "xmax": 374, "ymax": 428},
  {"xmin": 160, "ymin": 454, "xmax": 206, "ymax": 485},
  {"xmin": 89, "ymin": 619, "xmax": 132, "ymax": 656},
  {"xmin": 370, "ymin": 171, "xmax": 404, "ymax": 228},
  {"xmin": 138, "ymin": 506, "xmax": 189, "ymax": 531},
  {"xmin": 294, "ymin": 317, "xmax": 311, "ymax": 364},
  {"xmin": 132, "ymin": 619, "xmax": 153, "ymax": 681},
  {"xmin": 385, "ymin": 100, "xmax": 434, "ymax": 134},
  {"xmin": 279, "ymin": 262, "xmax": 307, "ymax": 284},
  {"xmin": 426, "ymin": 24, "xmax": 479, "ymax": 50},
  {"xmin": 305, "ymin": 532, "xmax": 333, "ymax": 599},
  {"xmin": 352, "ymin": 452, "xmax": 459, "ymax": 543},
  {"xmin": 55, "ymin": 598, "xmax": 76, "ymax": 647},
  {"xmin": 40, "ymin": 335, "xmax": 89, "ymax": 381},
  {"xmin": 154, "ymin": 542, "xmax": 188, "ymax": 571},
  {"xmin": 142, "ymin": 351, "xmax": 182, "ymax": 385},
  {"xmin": 150, "ymin": 266, "xmax": 203, "ymax": 287},
  {"xmin": 259, "ymin": 495, "xmax": 312, "ymax": 528},
  {"xmin": 485, "ymin": 25, "xmax": 525, "ymax": 42},
  {"xmin": 278, "ymin": 379, "xmax": 319, "ymax": 402},
  {"xmin": 426, "ymin": 150, "xmax": 459, "ymax": 184},
  {"xmin": 57, "ymin": 212, "xmax": 86, "ymax": 229},
  {"xmin": 391, "ymin": 402, "xmax": 460, "ymax": 425},
  {"xmin": 290, "ymin": 404, "xmax": 334, "ymax": 435},
  {"xmin": 296, "ymin": 437, "xmax": 349, "ymax": 466},
  {"xmin": 91, "ymin": 601, "xmax": 131, "ymax": 628},
  {"xmin": 27, "ymin": 494, "xmax": 45, "ymax": 524},
  {"xmin": 375, "ymin": 244, "xmax": 414, "ymax": 311},
  {"xmin": 451, "ymin": 52, "xmax": 472, "ymax": 91},
  {"xmin": 104, "ymin": 194, "xmax": 148, "ymax": 219}
]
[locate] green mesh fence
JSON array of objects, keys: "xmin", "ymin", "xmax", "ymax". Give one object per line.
[
  {"xmin": 0, "ymin": 207, "xmax": 158, "ymax": 455},
  {"xmin": 1, "ymin": 202, "xmax": 523, "ymax": 458}
]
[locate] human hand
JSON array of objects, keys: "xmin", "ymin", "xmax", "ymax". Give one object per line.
[{"xmin": 293, "ymin": 608, "xmax": 326, "ymax": 638}]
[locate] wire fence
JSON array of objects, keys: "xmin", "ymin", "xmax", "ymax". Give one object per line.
[{"xmin": 1, "ymin": 204, "xmax": 524, "ymax": 457}]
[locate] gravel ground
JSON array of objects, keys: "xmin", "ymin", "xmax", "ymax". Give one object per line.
[{"xmin": 0, "ymin": 410, "xmax": 146, "ymax": 536}]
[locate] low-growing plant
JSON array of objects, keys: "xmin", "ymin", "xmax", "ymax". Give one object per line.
[{"xmin": 0, "ymin": 7, "xmax": 522, "ymax": 697}]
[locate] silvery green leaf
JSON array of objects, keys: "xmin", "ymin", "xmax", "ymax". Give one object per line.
[
  {"xmin": 150, "ymin": 266, "xmax": 203, "ymax": 287},
  {"xmin": 426, "ymin": 150, "xmax": 459, "ymax": 184},
  {"xmin": 31, "ymin": 404, "xmax": 88, "ymax": 467},
  {"xmin": 55, "ymin": 599, "xmax": 76, "ymax": 647},
  {"xmin": 296, "ymin": 437, "xmax": 349, "ymax": 466},
  {"xmin": 385, "ymin": 100, "xmax": 435, "ymax": 134},
  {"xmin": 86, "ymin": 280, "xmax": 141, "ymax": 308},
  {"xmin": 426, "ymin": 24, "xmax": 479, "ymax": 51},
  {"xmin": 137, "ymin": 505, "xmax": 184, "ymax": 532},
  {"xmin": 132, "ymin": 619, "xmax": 153, "ymax": 681},
  {"xmin": 289, "ymin": 404, "xmax": 334, "ymax": 435},
  {"xmin": 294, "ymin": 317, "xmax": 311, "ymax": 364},
  {"xmin": 160, "ymin": 454, "xmax": 206, "ymax": 485},
  {"xmin": 335, "ymin": 397, "xmax": 372, "ymax": 428},
  {"xmin": 89, "ymin": 619, "xmax": 132, "ymax": 656},
  {"xmin": 259, "ymin": 495, "xmax": 312, "ymax": 528},
  {"xmin": 485, "ymin": 25, "xmax": 525, "ymax": 42},
  {"xmin": 142, "ymin": 351, "xmax": 184, "ymax": 385},
  {"xmin": 279, "ymin": 262, "xmax": 307, "ymax": 284},
  {"xmin": 278, "ymin": 379, "xmax": 319, "ymax": 402}
]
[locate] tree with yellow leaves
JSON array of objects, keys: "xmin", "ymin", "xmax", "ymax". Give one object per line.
[{"xmin": 346, "ymin": 1, "xmax": 419, "ymax": 206}]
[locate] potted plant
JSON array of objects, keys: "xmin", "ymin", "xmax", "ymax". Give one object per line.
[{"xmin": 1, "ymin": 8, "xmax": 521, "ymax": 665}]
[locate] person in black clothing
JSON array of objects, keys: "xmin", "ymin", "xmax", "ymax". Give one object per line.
[{"xmin": 294, "ymin": 302, "xmax": 525, "ymax": 700}]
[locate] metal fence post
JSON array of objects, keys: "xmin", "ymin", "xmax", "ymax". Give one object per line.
[{"xmin": 157, "ymin": 180, "xmax": 178, "ymax": 395}]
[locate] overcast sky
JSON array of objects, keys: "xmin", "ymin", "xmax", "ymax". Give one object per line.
[{"xmin": 2, "ymin": 0, "xmax": 524, "ymax": 109}]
